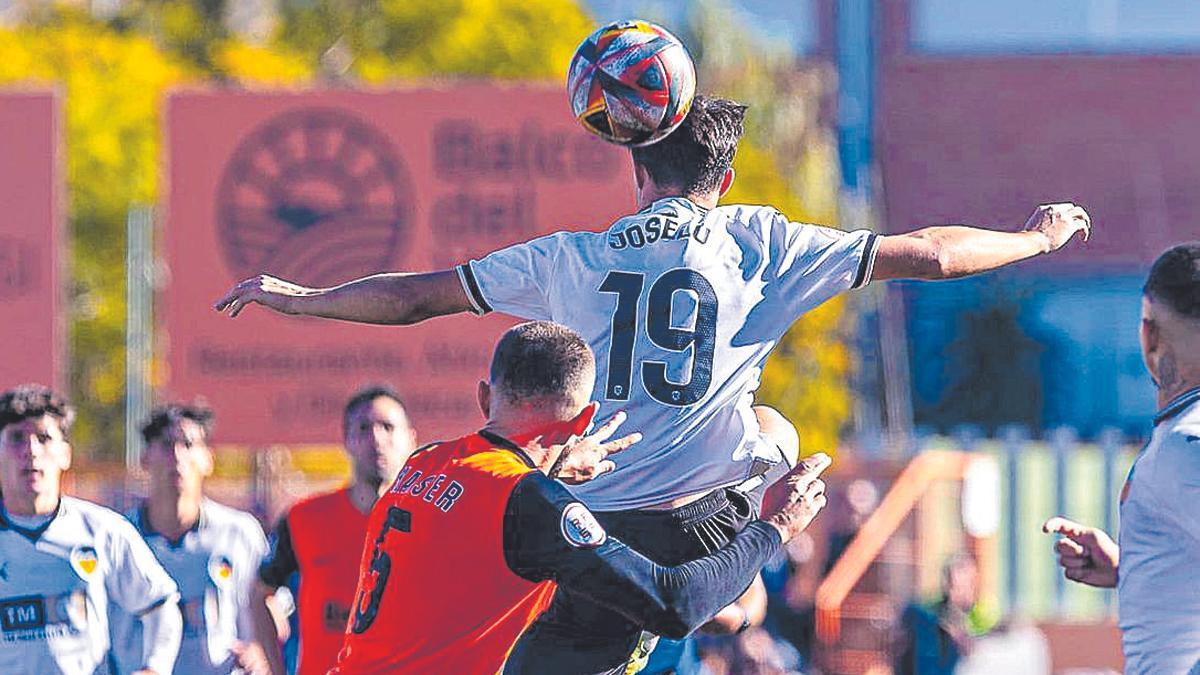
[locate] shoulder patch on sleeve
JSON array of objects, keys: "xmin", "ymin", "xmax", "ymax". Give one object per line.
[{"xmin": 560, "ymin": 502, "xmax": 607, "ymax": 549}]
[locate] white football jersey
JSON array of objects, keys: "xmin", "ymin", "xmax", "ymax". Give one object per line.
[
  {"xmin": 1118, "ymin": 387, "xmax": 1200, "ymax": 675},
  {"xmin": 459, "ymin": 197, "xmax": 877, "ymax": 510},
  {"xmin": 0, "ymin": 496, "xmax": 178, "ymax": 675},
  {"xmin": 110, "ymin": 498, "xmax": 267, "ymax": 675}
]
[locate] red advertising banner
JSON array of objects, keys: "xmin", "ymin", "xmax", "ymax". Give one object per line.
[
  {"xmin": 0, "ymin": 92, "xmax": 62, "ymax": 389},
  {"xmin": 878, "ymin": 50, "xmax": 1200, "ymax": 267},
  {"xmin": 164, "ymin": 87, "xmax": 633, "ymax": 445}
]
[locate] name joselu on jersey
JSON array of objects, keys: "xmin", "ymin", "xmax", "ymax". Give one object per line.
[{"xmin": 609, "ymin": 214, "xmax": 710, "ymax": 250}]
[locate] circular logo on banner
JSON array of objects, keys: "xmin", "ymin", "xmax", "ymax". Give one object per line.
[
  {"xmin": 560, "ymin": 502, "xmax": 607, "ymax": 549},
  {"xmin": 216, "ymin": 108, "xmax": 413, "ymax": 287}
]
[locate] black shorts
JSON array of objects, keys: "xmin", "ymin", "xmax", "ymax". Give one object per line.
[{"xmin": 503, "ymin": 448, "xmax": 792, "ymax": 675}]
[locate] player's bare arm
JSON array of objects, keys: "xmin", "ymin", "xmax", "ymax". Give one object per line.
[
  {"xmin": 872, "ymin": 203, "xmax": 1091, "ymax": 281},
  {"xmin": 214, "ymin": 269, "xmax": 472, "ymax": 324},
  {"xmin": 1042, "ymin": 516, "xmax": 1120, "ymax": 588}
]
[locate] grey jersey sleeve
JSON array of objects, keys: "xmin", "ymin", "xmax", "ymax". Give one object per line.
[
  {"xmin": 457, "ymin": 231, "xmax": 575, "ymax": 320},
  {"xmin": 772, "ymin": 220, "xmax": 878, "ymax": 303},
  {"xmin": 1159, "ymin": 428, "xmax": 1200, "ymax": 543},
  {"xmin": 105, "ymin": 519, "xmax": 181, "ymax": 673},
  {"xmin": 237, "ymin": 516, "xmax": 271, "ymax": 640}
]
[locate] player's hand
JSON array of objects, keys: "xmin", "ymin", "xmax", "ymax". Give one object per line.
[
  {"xmin": 1042, "ymin": 516, "xmax": 1119, "ymax": 588},
  {"xmin": 762, "ymin": 453, "xmax": 832, "ymax": 543},
  {"xmin": 1023, "ymin": 203, "xmax": 1091, "ymax": 252},
  {"xmin": 546, "ymin": 408, "xmax": 642, "ymax": 484},
  {"xmin": 214, "ymin": 274, "xmax": 319, "ymax": 318},
  {"xmin": 229, "ymin": 640, "xmax": 273, "ymax": 675}
]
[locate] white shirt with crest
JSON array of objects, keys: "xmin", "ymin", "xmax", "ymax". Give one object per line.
[
  {"xmin": 110, "ymin": 498, "xmax": 268, "ymax": 675},
  {"xmin": 460, "ymin": 198, "xmax": 877, "ymax": 510},
  {"xmin": 1118, "ymin": 387, "xmax": 1200, "ymax": 675},
  {"xmin": 0, "ymin": 496, "xmax": 178, "ymax": 675}
]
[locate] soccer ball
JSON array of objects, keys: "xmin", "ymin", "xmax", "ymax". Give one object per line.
[{"xmin": 567, "ymin": 20, "xmax": 697, "ymax": 147}]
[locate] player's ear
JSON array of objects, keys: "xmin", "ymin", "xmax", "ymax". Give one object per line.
[
  {"xmin": 58, "ymin": 440, "xmax": 72, "ymax": 473},
  {"xmin": 477, "ymin": 380, "xmax": 491, "ymax": 418},
  {"xmin": 718, "ymin": 167, "xmax": 735, "ymax": 197},
  {"xmin": 198, "ymin": 445, "xmax": 215, "ymax": 478},
  {"xmin": 1140, "ymin": 298, "xmax": 1162, "ymax": 384},
  {"xmin": 567, "ymin": 402, "xmax": 600, "ymax": 437}
]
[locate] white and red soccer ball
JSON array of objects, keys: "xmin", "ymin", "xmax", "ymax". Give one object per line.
[{"xmin": 567, "ymin": 20, "xmax": 697, "ymax": 147}]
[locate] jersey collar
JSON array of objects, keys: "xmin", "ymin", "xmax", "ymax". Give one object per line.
[
  {"xmin": 1153, "ymin": 387, "xmax": 1200, "ymax": 427},
  {"xmin": 636, "ymin": 196, "xmax": 710, "ymax": 217},
  {"xmin": 134, "ymin": 499, "xmax": 206, "ymax": 548},
  {"xmin": 477, "ymin": 429, "xmax": 539, "ymax": 470},
  {"xmin": 0, "ymin": 497, "xmax": 62, "ymax": 542}
]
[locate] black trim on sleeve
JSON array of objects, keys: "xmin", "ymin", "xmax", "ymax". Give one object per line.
[
  {"xmin": 852, "ymin": 233, "xmax": 880, "ymax": 289},
  {"xmin": 458, "ymin": 262, "xmax": 493, "ymax": 314},
  {"xmin": 258, "ymin": 515, "xmax": 299, "ymax": 588}
]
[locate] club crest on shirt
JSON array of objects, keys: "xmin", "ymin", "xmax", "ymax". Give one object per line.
[
  {"xmin": 209, "ymin": 555, "xmax": 234, "ymax": 587},
  {"xmin": 560, "ymin": 502, "xmax": 606, "ymax": 549},
  {"xmin": 69, "ymin": 546, "xmax": 99, "ymax": 578}
]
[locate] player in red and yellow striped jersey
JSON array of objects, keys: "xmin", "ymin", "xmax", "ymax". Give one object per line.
[{"xmin": 332, "ymin": 322, "xmax": 831, "ymax": 674}]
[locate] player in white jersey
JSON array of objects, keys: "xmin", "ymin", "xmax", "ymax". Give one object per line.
[
  {"xmin": 109, "ymin": 403, "xmax": 272, "ymax": 675},
  {"xmin": 1045, "ymin": 243, "xmax": 1200, "ymax": 675},
  {"xmin": 216, "ymin": 95, "xmax": 1092, "ymax": 672},
  {"xmin": 0, "ymin": 385, "xmax": 181, "ymax": 675}
]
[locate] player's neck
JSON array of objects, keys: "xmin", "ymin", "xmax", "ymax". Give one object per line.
[
  {"xmin": 4, "ymin": 491, "xmax": 59, "ymax": 517},
  {"xmin": 636, "ymin": 186, "xmax": 719, "ymax": 211},
  {"xmin": 1158, "ymin": 374, "xmax": 1200, "ymax": 409},
  {"xmin": 347, "ymin": 478, "xmax": 385, "ymax": 515},
  {"xmin": 480, "ymin": 418, "xmax": 568, "ymax": 475},
  {"xmin": 147, "ymin": 490, "xmax": 202, "ymax": 539}
]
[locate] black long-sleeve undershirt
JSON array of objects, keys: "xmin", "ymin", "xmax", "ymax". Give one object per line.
[{"xmin": 502, "ymin": 472, "xmax": 781, "ymax": 639}]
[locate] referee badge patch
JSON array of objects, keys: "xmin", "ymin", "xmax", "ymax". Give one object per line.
[{"xmin": 561, "ymin": 502, "xmax": 606, "ymax": 548}]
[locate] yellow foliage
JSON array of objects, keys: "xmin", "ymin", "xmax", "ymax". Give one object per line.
[
  {"xmin": 279, "ymin": 0, "xmax": 591, "ymax": 83},
  {"xmin": 724, "ymin": 124, "xmax": 851, "ymax": 454},
  {"xmin": 0, "ymin": 13, "xmax": 191, "ymax": 454},
  {"xmin": 213, "ymin": 41, "xmax": 313, "ymax": 85}
]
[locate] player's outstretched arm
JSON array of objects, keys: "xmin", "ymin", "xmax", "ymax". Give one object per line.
[
  {"xmin": 1042, "ymin": 516, "xmax": 1119, "ymax": 588},
  {"xmin": 872, "ymin": 203, "xmax": 1091, "ymax": 281},
  {"xmin": 214, "ymin": 270, "xmax": 474, "ymax": 325}
]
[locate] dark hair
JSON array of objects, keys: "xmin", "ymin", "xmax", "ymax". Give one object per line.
[
  {"xmin": 0, "ymin": 384, "xmax": 75, "ymax": 438},
  {"xmin": 630, "ymin": 94, "xmax": 748, "ymax": 196},
  {"xmin": 141, "ymin": 402, "xmax": 215, "ymax": 446},
  {"xmin": 1144, "ymin": 242, "xmax": 1200, "ymax": 319},
  {"xmin": 343, "ymin": 384, "xmax": 407, "ymax": 435},
  {"xmin": 490, "ymin": 321, "xmax": 595, "ymax": 404}
]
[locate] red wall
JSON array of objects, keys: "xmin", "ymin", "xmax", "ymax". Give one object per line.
[{"xmin": 877, "ymin": 3, "xmax": 1199, "ymax": 267}]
